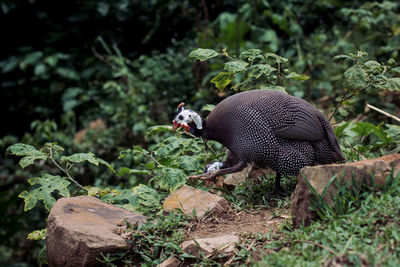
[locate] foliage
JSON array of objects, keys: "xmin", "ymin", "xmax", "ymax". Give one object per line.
[
  {"xmin": 257, "ymin": 171, "xmax": 400, "ymax": 266},
  {"xmin": 189, "ymin": 48, "xmax": 307, "ymax": 92},
  {"xmin": 1, "ymin": 0, "xmax": 400, "ymax": 265}
]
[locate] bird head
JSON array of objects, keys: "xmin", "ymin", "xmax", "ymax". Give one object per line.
[{"xmin": 172, "ymin": 102, "xmax": 203, "ymax": 134}]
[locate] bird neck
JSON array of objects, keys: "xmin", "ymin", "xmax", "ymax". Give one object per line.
[{"xmin": 189, "ymin": 120, "xmax": 205, "ymax": 137}]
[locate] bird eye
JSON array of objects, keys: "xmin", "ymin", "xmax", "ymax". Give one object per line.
[
  {"xmin": 178, "ymin": 115, "xmax": 184, "ymax": 120},
  {"xmin": 188, "ymin": 115, "xmax": 192, "ymax": 118}
]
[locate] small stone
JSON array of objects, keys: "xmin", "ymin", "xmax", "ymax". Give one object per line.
[
  {"xmin": 224, "ymin": 164, "xmax": 274, "ymax": 188},
  {"xmin": 181, "ymin": 234, "xmax": 239, "ymax": 258},
  {"xmin": 158, "ymin": 256, "xmax": 182, "ymax": 267},
  {"xmin": 163, "ymin": 185, "xmax": 229, "ymax": 217},
  {"xmin": 291, "ymin": 154, "xmax": 400, "ymax": 228},
  {"xmin": 46, "ymin": 196, "xmax": 147, "ymax": 267}
]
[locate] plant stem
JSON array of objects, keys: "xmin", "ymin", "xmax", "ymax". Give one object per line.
[
  {"xmin": 366, "ymin": 104, "xmax": 400, "ymax": 123},
  {"xmin": 49, "ymin": 148, "xmax": 87, "ymax": 192},
  {"xmin": 329, "ymin": 87, "xmax": 368, "ymax": 122}
]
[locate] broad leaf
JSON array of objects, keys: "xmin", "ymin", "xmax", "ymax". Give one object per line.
[
  {"xmin": 332, "ymin": 55, "xmax": 355, "ymax": 62},
  {"xmin": 109, "ymin": 185, "xmax": 160, "ymax": 213},
  {"xmin": 224, "ymin": 60, "xmax": 248, "ymax": 73},
  {"xmin": 188, "ymin": 48, "xmax": 219, "ymax": 62},
  {"xmin": 351, "ymin": 122, "xmax": 376, "ymax": 137},
  {"xmin": 248, "ymin": 64, "xmax": 276, "ymax": 79},
  {"xmin": 286, "ymin": 72, "xmax": 310, "ymax": 81},
  {"xmin": 382, "ymin": 78, "xmax": 400, "ymax": 91},
  {"xmin": 152, "ymin": 167, "xmax": 186, "ymax": 192},
  {"xmin": 343, "ymin": 64, "xmax": 369, "ymax": 91},
  {"xmin": 211, "ymin": 72, "xmax": 234, "ymax": 91},
  {"xmin": 201, "ymin": 104, "xmax": 215, "ymax": 112},
  {"xmin": 61, "ymin": 152, "xmax": 115, "ymax": 172},
  {"xmin": 19, "ymin": 174, "xmax": 71, "ymax": 211},
  {"xmin": 334, "ymin": 122, "xmax": 351, "ymax": 138},
  {"xmin": 6, "ymin": 143, "xmax": 48, "ymax": 168},
  {"xmin": 264, "ymin": 53, "xmax": 288, "ymax": 63},
  {"xmin": 145, "ymin": 125, "xmax": 173, "ymax": 136},
  {"xmin": 117, "ymin": 167, "xmax": 152, "ymax": 176},
  {"xmin": 27, "ymin": 228, "xmax": 47, "ymax": 240},
  {"xmin": 258, "ymin": 85, "xmax": 286, "ymax": 93},
  {"xmin": 239, "ymin": 49, "xmax": 264, "ymax": 62}
]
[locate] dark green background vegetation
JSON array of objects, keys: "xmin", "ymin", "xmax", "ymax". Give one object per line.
[{"xmin": 1, "ymin": 0, "xmax": 399, "ymax": 265}]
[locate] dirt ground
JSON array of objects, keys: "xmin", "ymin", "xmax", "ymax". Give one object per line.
[{"xmin": 187, "ymin": 208, "xmax": 289, "ymax": 239}]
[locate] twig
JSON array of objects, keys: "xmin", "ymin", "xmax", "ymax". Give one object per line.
[
  {"xmin": 366, "ymin": 104, "xmax": 400, "ymax": 123},
  {"xmin": 329, "ymin": 87, "xmax": 368, "ymax": 121},
  {"xmin": 292, "ymin": 240, "xmax": 337, "ymax": 255},
  {"xmin": 142, "ymin": 152, "xmax": 164, "ymax": 168},
  {"xmin": 49, "ymin": 148, "xmax": 87, "ymax": 192}
]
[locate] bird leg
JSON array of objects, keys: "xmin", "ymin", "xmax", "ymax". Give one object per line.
[
  {"xmin": 274, "ymin": 172, "xmax": 281, "ymax": 192},
  {"xmin": 189, "ymin": 160, "xmax": 247, "ymax": 181}
]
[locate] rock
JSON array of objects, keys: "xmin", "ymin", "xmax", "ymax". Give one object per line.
[
  {"xmin": 291, "ymin": 154, "xmax": 400, "ymax": 228},
  {"xmin": 224, "ymin": 164, "xmax": 274, "ymax": 188},
  {"xmin": 163, "ymin": 185, "xmax": 229, "ymax": 217},
  {"xmin": 46, "ymin": 196, "xmax": 147, "ymax": 267},
  {"xmin": 181, "ymin": 234, "xmax": 239, "ymax": 258},
  {"xmin": 158, "ymin": 256, "xmax": 182, "ymax": 267}
]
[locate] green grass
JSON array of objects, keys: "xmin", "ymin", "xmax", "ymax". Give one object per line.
[{"xmin": 255, "ymin": 172, "xmax": 400, "ymax": 266}]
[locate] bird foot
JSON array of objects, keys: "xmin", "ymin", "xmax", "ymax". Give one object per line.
[{"xmin": 189, "ymin": 171, "xmax": 217, "ymax": 181}]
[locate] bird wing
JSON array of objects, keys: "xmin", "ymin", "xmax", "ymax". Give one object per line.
[{"xmin": 244, "ymin": 91, "xmax": 325, "ymax": 142}]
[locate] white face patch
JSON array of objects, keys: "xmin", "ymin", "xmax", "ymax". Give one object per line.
[{"xmin": 173, "ymin": 108, "xmax": 203, "ymax": 131}]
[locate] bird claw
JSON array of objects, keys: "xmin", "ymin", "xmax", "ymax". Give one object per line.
[{"xmin": 189, "ymin": 172, "xmax": 217, "ymax": 182}]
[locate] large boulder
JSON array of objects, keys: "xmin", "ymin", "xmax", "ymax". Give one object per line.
[
  {"xmin": 291, "ymin": 154, "xmax": 400, "ymax": 228},
  {"xmin": 46, "ymin": 195, "xmax": 147, "ymax": 267}
]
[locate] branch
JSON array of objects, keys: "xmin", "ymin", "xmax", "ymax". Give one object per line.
[
  {"xmin": 329, "ymin": 87, "xmax": 368, "ymax": 122},
  {"xmin": 49, "ymin": 148, "xmax": 87, "ymax": 192},
  {"xmin": 366, "ymin": 104, "xmax": 400, "ymax": 123}
]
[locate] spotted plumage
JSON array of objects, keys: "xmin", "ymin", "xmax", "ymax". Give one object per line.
[{"xmin": 173, "ymin": 89, "xmax": 345, "ymax": 189}]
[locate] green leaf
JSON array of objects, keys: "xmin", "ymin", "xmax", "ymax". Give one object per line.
[
  {"xmin": 382, "ymin": 78, "xmax": 400, "ymax": 91},
  {"xmin": 392, "ymin": 67, "xmax": 400, "ymax": 74},
  {"xmin": 19, "ymin": 155, "xmax": 48, "ymax": 168},
  {"xmin": 27, "ymin": 228, "xmax": 47, "ymax": 240},
  {"xmin": 188, "ymin": 48, "xmax": 219, "ymax": 62},
  {"xmin": 264, "ymin": 53, "xmax": 288, "ymax": 63},
  {"xmin": 286, "ymin": 72, "xmax": 310, "ymax": 81},
  {"xmin": 62, "ymin": 152, "xmax": 99, "ymax": 165},
  {"xmin": 145, "ymin": 125, "xmax": 173, "ymax": 136},
  {"xmin": 19, "ymin": 174, "xmax": 71, "ymax": 211},
  {"xmin": 332, "ymin": 55, "xmax": 355, "ymax": 62},
  {"xmin": 176, "ymin": 155, "xmax": 201, "ymax": 172},
  {"xmin": 211, "ymin": 72, "xmax": 234, "ymax": 91},
  {"xmin": 248, "ymin": 64, "xmax": 276, "ymax": 79},
  {"xmin": 351, "ymin": 122, "xmax": 376, "ymax": 137},
  {"xmin": 334, "ymin": 122, "xmax": 350, "ymax": 138},
  {"xmin": 201, "ymin": 104, "xmax": 215, "ymax": 112},
  {"xmin": 152, "ymin": 167, "xmax": 186, "ymax": 192},
  {"xmin": 239, "ymin": 49, "xmax": 264, "ymax": 62},
  {"xmin": 343, "ymin": 64, "xmax": 369, "ymax": 91},
  {"xmin": 56, "ymin": 67, "xmax": 79, "ymax": 81},
  {"xmin": 6, "ymin": 143, "xmax": 48, "ymax": 168},
  {"xmin": 373, "ymin": 125, "xmax": 393, "ymax": 145},
  {"xmin": 258, "ymin": 85, "xmax": 286, "ymax": 93},
  {"xmin": 117, "ymin": 167, "xmax": 152, "ymax": 176},
  {"xmin": 109, "ymin": 185, "xmax": 160, "ymax": 213},
  {"xmin": 224, "ymin": 60, "xmax": 248, "ymax": 73},
  {"xmin": 364, "ymin": 60, "xmax": 383, "ymax": 74}
]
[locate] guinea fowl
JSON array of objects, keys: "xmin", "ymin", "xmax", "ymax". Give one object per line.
[{"xmin": 172, "ymin": 89, "xmax": 345, "ymax": 190}]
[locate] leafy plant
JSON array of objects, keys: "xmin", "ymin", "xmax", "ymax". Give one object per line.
[{"xmin": 189, "ymin": 48, "xmax": 309, "ymax": 92}]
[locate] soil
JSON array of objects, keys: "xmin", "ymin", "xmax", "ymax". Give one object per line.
[{"xmin": 186, "ymin": 207, "xmax": 289, "ymax": 239}]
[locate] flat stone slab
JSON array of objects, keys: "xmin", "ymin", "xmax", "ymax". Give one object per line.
[
  {"xmin": 163, "ymin": 185, "xmax": 229, "ymax": 217},
  {"xmin": 47, "ymin": 195, "xmax": 147, "ymax": 267},
  {"xmin": 181, "ymin": 234, "xmax": 239, "ymax": 257},
  {"xmin": 291, "ymin": 154, "xmax": 400, "ymax": 228}
]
